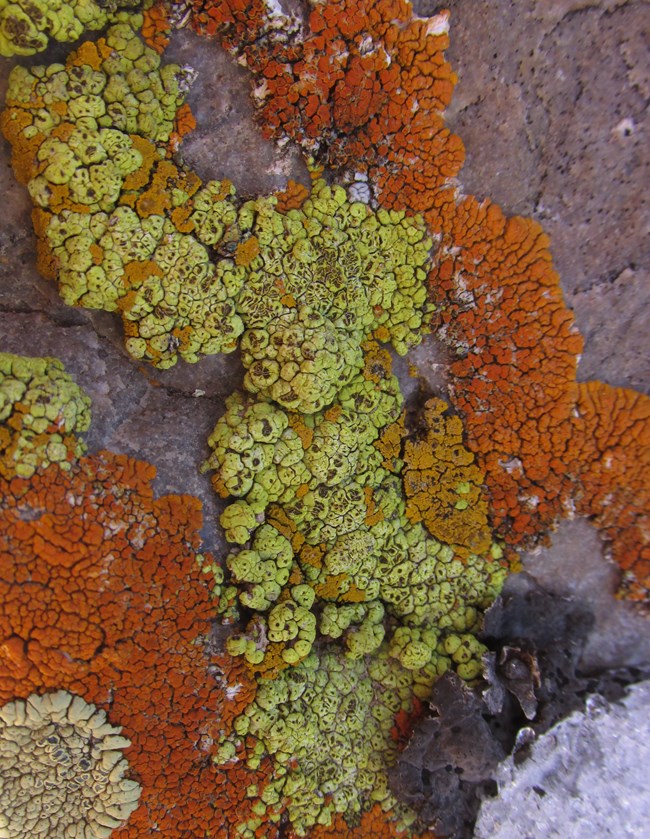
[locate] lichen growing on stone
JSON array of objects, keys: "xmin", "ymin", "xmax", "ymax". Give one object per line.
[
  {"xmin": 0, "ymin": 0, "xmax": 141, "ymax": 57},
  {"xmin": 189, "ymin": 0, "xmax": 463, "ymax": 207},
  {"xmin": 403, "ymin": 397, "xmax": 493, "ymax": 557},
  {"xmin": 0, "ymin": 352, "xmax": 91, "ymax": 479},
  {"xmin": 215, "ymin": 647, "xmax": 432, "ymax": 837},
  {"xmin": 186, "ymin": 0, "xmax": 650, "ymax": 610},
  {"xmin": 231, "ymin": 181, "xmax": 433, "ymax": 412},
  {"xmin": 0, "ymin": 17, "xmax": 242, "ymax": 369},
  {"xmin": 0, "ymin": 690, "xmax": 141, "ymax": 838},
  {"xmin": 569, "ymin": 381, "xmax": 650, "ymax": 601},
  {"xmin": 2, "ymin": 1, "xmax": 648, "ymax": 838},
  {"xmin": 0, "ymin": 393, "xmax": 267, "ymax": 836},
  {"xmin": 2, "ymin": 21, "xmax": 433, "ymax": 379},
  {"xmin": 204, "ymin": 344, "xmax": 507, "ymax": 682}
]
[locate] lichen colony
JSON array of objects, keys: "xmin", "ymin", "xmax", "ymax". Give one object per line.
[{"xmin": 0, "ymin": 2, "xmax": 648, "ymax": 838}]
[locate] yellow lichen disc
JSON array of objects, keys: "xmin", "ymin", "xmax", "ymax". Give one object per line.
[{"xmin": 0, "ymin": 690, "xmax": 141, "ymax": 838}]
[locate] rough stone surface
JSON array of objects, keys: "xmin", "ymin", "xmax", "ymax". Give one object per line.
[
  {"xmin": 474, "ymin": 679, "xmax": 650, "ymax": 838},
  {"xmin": 0, "ymin": 4, "xmax": 648, "ymax": 837},
  {"xmin": 520, "ymin": 518, "xmax": 650, "ymax": 672},
  {"xmin": 166, "ymin": 30, "xmax": 309, "ymax": 198}
]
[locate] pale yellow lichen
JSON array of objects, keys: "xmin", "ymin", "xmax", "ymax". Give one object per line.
[{"xmin": 0, "ymin": 690, "xmax": 141, "ymax": 838}]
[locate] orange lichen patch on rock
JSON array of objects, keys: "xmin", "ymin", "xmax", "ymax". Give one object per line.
[
  {"xmin": 190, "ymin": 0, "xmax": 272, "ymax": 48},
  {"xmin": 298, "ymin": 542, "xmax": 325, "ymax": 569},
  {"xmin": 429, "ymin": 197, "xmax": 583, "ymax": 546},
  {"xmin": 141, "ymin": 0, "xmax": 172, "ymax": 54},
  {"xmin": 190, "ymin": 0, "xmax": 463, "ymax": 205},
  {"xmin": 568, "ymin": 382, "xmax": 650, "ymax": 601},
  {"xmin": 168, "ymin": 103, "xmax": 197, "ymax": 154},
  {"xmin": 0, "ymin": 107, "xmax": 39, "ymax": 184},
  {"xmin": 0, "ymin": 451, "xmax": 266, "ymax": 836},
  {"xmin": 32, "ymin": 208, "xmax": 58, "ymax": 279},
  {"xmin": 274, "ymin": 179, "xmax": 310, "ymax": 213},
  {"xmin": 134, "ymin": 158, "xmax": 184, "ymax": 217},
  {"xmin": 403, "ymin": 397, "xmax": 492, "ymax": 556},
  {"xmin": 69, "ymin": 37, "xmax": 113, "ymax": 72},
  {"xmin": 364, "ymin": 485, "xmax": 385, "ymax": 527},
  {"xmin": 235, "ymin": 235, "xmax": 261, "ymax": 267},
  {"xmin": 301, "ymin": 805, "xmax": 437, "ymax": 839}
]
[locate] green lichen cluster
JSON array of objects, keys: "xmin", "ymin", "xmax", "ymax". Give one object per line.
[
  {"xmin": 204, "ymin": 345, "xmax": 506, "ymax": 681},
  {"xmin": 215, "ymin": 648, "xmax": 422, "ymax": 837},
  {"xmin": 204, "ymin": 347, "xmax": 506, "ymax": 832},
  {"xmin": 2, "ymin": 18, "xmax": 512, "ymax": 838},
  {"xmin": 231, "ymin": 184, "xmax": 432, "ymax": 412},
  {"xmin": 0, "ymin": 0, "xmax": 140, "ymax": 57},
  {"xmin": 2, "ymin": 19, "xmax": 246, "ymax": 367},
  {"xmin": 3, "ymin": 23, "xmax": 433, "ymax": 379},
  {"xmin": 0, "ymin": 352, "xmax": 91, "ymax": 478}
]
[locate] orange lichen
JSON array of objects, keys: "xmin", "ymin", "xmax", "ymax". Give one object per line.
[
  {"xmin": 274, "ymin": 179, "xmax": 310, "ymax": 213},
  {"xmin": 427, "ymin": 198, "xmax": 584, "ymax": 546},
  {"xmin": 300, "ymin": 805, "xmax": 437, "ymax": 839},
  {"xmin": 191, "ymin": 0, "xmax": 463, "ymax": 206},
  {"xmin": 375, "ymin": 414, "xmax": 406, "ymax": 473},
  {"xmin": 168, "ymin": 103, "xmax": 197, "ymax": 154},
  {"xmin": 0, "ymin": 451, "xmax": 266, "ymax": 836},
  {"xmin": 568, "ymin": 382, "xmax": 650, "ymax": 601},
  {"xmin": 121, "ymin": 136, "xmax": 159, "ymax": 193},
  {"xmin": 141, "ymin": 0, "xmax": 172, "ymax": 54},
  {"xmin": 298, "ymin": 542, "xmax": 325, "ymax": 569},
  {"xmin": 403, "ymin": 397, "xmax": 492, "ymax": 556},
  {"xmin": 70, "ymin": 39, "xmax": 113, "ymax": 71},
  {"xmin": 314, "ymin": 573, "xmax": 349, "ymax": 600},
  {"xmin": 364, "ymin": 485, "xmax": 385, "ymax": 527},
  {"xmin": 235, "ymin": 235, "xmax": 261, "ymax": 266},
  {"xmin": 32, "ymin": 209, "xmax": 58, "ymax": 279}
]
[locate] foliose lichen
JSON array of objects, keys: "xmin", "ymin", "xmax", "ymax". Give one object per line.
[
  {"xmin": 203, "ymin": 343, "xmax": 507, "ymax": 685},
  {"xmin": 0, "ymin": 0, "xmax": 141, "ymax": 57},
  {"xmin": 0, "ymin": 690, "xmax": 141, "ymax": 838}
]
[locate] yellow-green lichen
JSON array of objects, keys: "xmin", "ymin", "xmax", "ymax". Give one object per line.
[
  {"xmin": 0, "ymin": 352, "xmax": 91, "ymax": 478},
  {"xmin": 0, "ymin": 0, "xmax": 141, "ymax": 58},
  {"xmin": 204, "ymin": 344, "xmax": 506, "ymax": 680},
  {"xmin": 0, "ymin": 690, "xmax": 141, "ymax": 837},
  {"xmin": 214, "ymin": 648, "xmax": 421, "ymax": 837}
]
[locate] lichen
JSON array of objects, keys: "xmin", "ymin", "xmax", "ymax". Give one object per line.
[
  {"xmin": 214, "ymin": 648, "xmax": 426, "ymax": 836},
  {"xmin": 0, "ymin": 352, "xmax": 91, "ymax": 479},
  {"xmin": 1, "ymin": 2, "xmax": 648, "ymax": 838},
  {"xmin": 204, "ymin": 344, "xmax": 507, "ymax": 684},
  {"xmin": 0, "ymin": 395, "xmax": 265, "ymax": 836},
  {"xmin": 0, "ymin": 690, "xmax": 141, "ymax": 837},
  {"xmin": 0, "ymin": 0, "xmax": 141, "ymax": 57}
]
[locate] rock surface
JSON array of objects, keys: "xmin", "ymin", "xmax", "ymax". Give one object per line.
[
  {"xmin": 0, "ymin": 3, "xmax": 648, "ymax": 836},
  {"xmin": 474, "ymin": 679, "xmax": 650, "ymax": 838}
]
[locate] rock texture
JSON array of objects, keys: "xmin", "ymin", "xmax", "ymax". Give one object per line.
[{"xmin": 474, "ymin": 679, "xmax": 650, "ymax": 838}]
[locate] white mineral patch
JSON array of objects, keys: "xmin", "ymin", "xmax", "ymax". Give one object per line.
[{"xmin": 475, "ymin": 680, "xmax": 650, "ymax": 838}]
